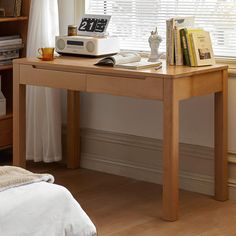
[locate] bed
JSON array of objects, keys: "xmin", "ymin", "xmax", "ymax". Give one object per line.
[{"xmin": 0, "ymin": 181, "xmax": 97, "ymax": 236}]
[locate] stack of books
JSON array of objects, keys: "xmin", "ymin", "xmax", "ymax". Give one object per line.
[
  {"xmin": 166, "ymin": 17, "xmax": 215, "ymax": 67},
  {"xmin": 0, "ymin": 35, "xmax": 23, "ymax": 66}
]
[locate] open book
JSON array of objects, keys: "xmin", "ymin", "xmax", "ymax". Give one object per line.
[
  {"xmin": 114, "ymin": 58, "xmax": 162, "ymax": 70},
  {"xmin": 95, "ymin": 52, "xmax": 141, "ymax": 66},
  {"xmin": 95, "ymin": 52, "xmax": 162, "ymax": 70}
]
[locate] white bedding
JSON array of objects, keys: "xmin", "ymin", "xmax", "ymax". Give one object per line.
[{"xmin": 0, "ymin": 182, "xmax": 96, "ymax": 236}]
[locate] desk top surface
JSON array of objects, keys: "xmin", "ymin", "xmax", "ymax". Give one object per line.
[{"xmin": 14, "ymin": 56, "xmax": 228, "ymax": 79}]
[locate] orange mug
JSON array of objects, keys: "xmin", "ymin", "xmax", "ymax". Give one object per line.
[{"xmin": 38, "ymin": 47, "xmax": 54, "ymax": 61}]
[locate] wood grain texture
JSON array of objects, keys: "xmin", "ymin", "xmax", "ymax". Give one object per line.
[
  {"xmin": 14, "ymin": 57, "xmax": 228, "ymax": 79},
  {"xmin": 191, "ymin": 71, "xmax": 222, "ymax": 97},
  {"xmin": 20, "ymin": 65, "xmax": 86, "ymax": 91},
  {"xmin": 214, "ymin": 69, "xmax": 228, "ymax": 201},
  {"xmin": 67, "ymin": 91, "xmax": 80, "ymax": 169},
  {"xmin": 0, "ymin": 65, "xmax": 13, "ymax": 71},
  {"xmin": 0, "ymin": 16, "xmax": 28, "ymax": 23},
  {"xmin": 25, "ymin": 165, "xmax": 236, "ymax": 236},
  {"xmin": 162, "ymin": 78, "xmax": 179, "ymax": 221},
  {"xmin": 174, "ymin": 72, "xmax": 223, "ymax": 101},
  {"xmin": 21, "ymin": 0, "xmax": 30, "ymax": 17},
  {"xmin": 0, "ymin": 0, "xmax": 30, "ymax": 149},
  {"xmin": 13, "ymin": 63, "xmax": 26, "ymax": 167},
  {"xmin": 0, "ymin": 117, "xmax": 12, "ymax": 148},
  {"xmin": 87, "ymin": 74, "xmax": 163, "ymax": 100},
  {"xmin": 13, "ymin": 56, "xmax": 228, "ymax": 221}
]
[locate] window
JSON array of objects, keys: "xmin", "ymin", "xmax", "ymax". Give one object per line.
[{"xmin": 86, "ymin": 0, "xmax": 236, "ymax": 58}]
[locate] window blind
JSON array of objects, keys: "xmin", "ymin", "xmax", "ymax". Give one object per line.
[{"xmin": 86, "ymin": 0, "xmax": 236, "ymax": 57}]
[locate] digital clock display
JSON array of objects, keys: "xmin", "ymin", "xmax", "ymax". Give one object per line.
[
  {"xmin": 77, "ymin": 14, "xmax": 111, "ymax": 36},
  {"xmin": 78, "ymin": 18, "xmax": 108, "ymax": 33},
  {"xmin": 67, "ymin": 40, "xmax": 84, "ymax": 46}
]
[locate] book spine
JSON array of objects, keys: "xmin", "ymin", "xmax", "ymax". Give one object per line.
[
  {"xmin": 174, "ymin": 27, "xmax": 178, "ymax": 65},
  {"xmin": 0, "ymin": 43, "xmax": 24, "ymax": 52},
  {"xmin": 0, "ymin": 38, "xmax": 22, "ymax": 47},
  {"xmin": 166, "ymin": 19, "xmax": 174, "ymax": 65},
  {"xmin": 0, "ymin": 50, "xmax": 19, "ymax": 61},
  {"xmin": 171, "ymin": 22, "xmax": 175, "ymax": 65},
  {"xmin": 180, "ymin": 28, "xmax": 190, "ymax": 66},
  {"xmin": 0, "ymin": 35, "xmax": 20, "ymax": 41},
  {"xmin": 0, "ymin": 60, "xmax": 12, "ymax": 66},
  {"xmin": 166, "ymin": 20, "xmax": 171, "ymax": 65},
  {"xmin": 15, "ymin": 0, "xmax": 22, "ymax": 17},
  {"xmin": 186, "ymin": 30, "xmax": 195, "ymax": 66},
  {"xmin": 174, "ymin": 27, "xmax": 183, "ymax": 66},
  {"xmin": 189, "ymin": 33, "xmax": 197, "ymax": 67}
]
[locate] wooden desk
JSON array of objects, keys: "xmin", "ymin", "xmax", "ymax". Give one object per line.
[{"xmin": 13, "ymin": 57, "xmax": 228, "ymax": 221}]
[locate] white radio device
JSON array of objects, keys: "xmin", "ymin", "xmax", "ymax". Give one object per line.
[{"xmin": 55, "ymin": 35, "xmax": 120, "ymax": 56}]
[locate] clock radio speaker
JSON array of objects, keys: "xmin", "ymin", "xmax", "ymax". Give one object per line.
[
  {"xmin": 56, "ymin": 38, "xmax": 66, "ymax": 51},
  {"xmin": 86, "ymin": 41, "xmax": 95, "ymax": 53}
]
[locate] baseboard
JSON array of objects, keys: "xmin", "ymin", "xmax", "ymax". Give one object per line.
[
  {"xmin": 63, "ymin": 127, "xmax": 236, "ymax": 199},
  {"xmin": 81, "ymin": 152, "xmax": 214, "ymax": 195}
]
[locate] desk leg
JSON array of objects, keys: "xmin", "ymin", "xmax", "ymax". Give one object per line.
[
  {"xmin": 162, "ymin": 79, "xmax": 179, "ymax": 221},
  {"xmin": 13, "ymin": 63, "xmax": 26, "ymax": 167},
  {"xmin": 214, "ymin": 70, "xmax": 228, "ymax": 201},
  {"xmin": 67, "ymin": 90, "xmax": 80, "ymax": 169}
]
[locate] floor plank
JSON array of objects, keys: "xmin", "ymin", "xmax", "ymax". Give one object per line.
[
  {"xmin": 24, "ymin": 162, "xmax": 236, "ymax": 236},
  {"xmin": 0, "ymin": 157, "xmax": 235, "ymax": 235}
]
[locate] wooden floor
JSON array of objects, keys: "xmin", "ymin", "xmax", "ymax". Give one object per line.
[
  {"xmin": 1, "ymin": 153, "xmax": 236, "ymax": 235},
  {"xmin": 26, "ymin": 162, "xmax": 236, "ymax": 236}
]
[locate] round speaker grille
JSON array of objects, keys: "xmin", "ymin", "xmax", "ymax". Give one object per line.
[
  {"xmin": 86, "ymin": 41, "xmax": 95, "ymax": 53},
  {"xmin": 56, "ymin": 39, "xmax": 66, "ymax": 50}
]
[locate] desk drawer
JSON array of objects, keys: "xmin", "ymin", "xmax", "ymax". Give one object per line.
[
  {"xmin": 87, "ymin": 74, "xmax": 163, "ymax": 100},
  {"xmin": 0, "ymin": 118, "xmax": 12, "ymax": 147},
  {"xmin": 20, "ymin": 65, "xmax": 86, "ymax": 91}
]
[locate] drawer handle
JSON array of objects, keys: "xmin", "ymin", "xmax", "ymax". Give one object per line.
[{"xmin": 30, "ymin": 65, "xmax": 77, "ymax": 74}]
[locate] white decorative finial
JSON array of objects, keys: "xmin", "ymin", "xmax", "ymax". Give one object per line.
[{"xmin": 148, "ymin": 27, "xmax": 162, "ymax": 62}]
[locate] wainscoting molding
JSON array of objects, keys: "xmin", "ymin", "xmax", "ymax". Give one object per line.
[{"xmin": 62, "ymin": 126, "xmax": 236, "ymax": 200}]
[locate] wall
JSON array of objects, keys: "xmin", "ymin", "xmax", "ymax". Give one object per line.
[
  {"xmin": 68, "ymin": 77, "xmax": 236, "ymax": 199},
  {"xmin": 58, "ymin": 0, "xmax": 75, "ymax": 35},
  {"xmin": 80, "ymin": 93, "xmax": 214, "ymax": 147},
  {"xmin": 80, "ymin": 76, "xmax": 236, "ymax": 150},
  {"xmin": 229, "ymin": 77, "xmax": 236, "ymax": 153}
]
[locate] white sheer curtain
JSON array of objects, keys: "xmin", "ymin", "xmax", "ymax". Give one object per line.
[{"xmin": 26, "ymin": 0, "xmax": 62, "ymax": 162}]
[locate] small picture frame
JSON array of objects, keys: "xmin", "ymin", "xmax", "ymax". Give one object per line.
[{"xmin": 0, "ymin": 0, "xmax": 22, "ymax": 17}]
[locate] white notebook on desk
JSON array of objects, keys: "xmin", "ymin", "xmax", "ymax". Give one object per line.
[
  {"xmin": 115, "ymin": 58, "xmax": 162, "ymax": 70},
  {"xmin": 96, "ymin": 52, "xmax": 162, "ymax": 70}
]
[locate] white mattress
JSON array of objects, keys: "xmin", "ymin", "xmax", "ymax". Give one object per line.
[{"xmin": 0, "ymin": 182, "xmax": 96, "ymax": 236}]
